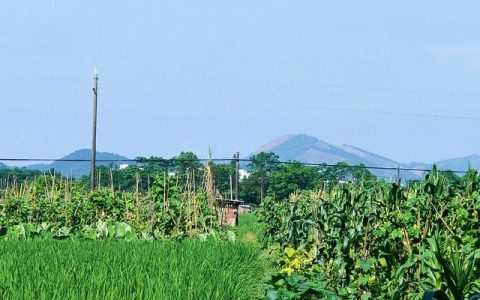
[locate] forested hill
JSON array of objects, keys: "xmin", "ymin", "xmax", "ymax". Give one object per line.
[
  {"xmin": 255, "ymin": 134, "xmax": 424, "ymax": 179},
  {"xmin": 25, "ymin": 149, "xmax": 130, "ymax": 178},
  {"xmin": 5, "ymin": 134, "xmax": 480, "ymax": 179},
  {"xmin": 255, "ymin": 134, "xmax": 480, "ymax": 179}
]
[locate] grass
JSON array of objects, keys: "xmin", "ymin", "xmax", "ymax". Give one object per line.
[
  {"xmin": 0, "ymin": 239, "xmax": 263, "ymax": 300},
  {"xmin": 237, "ymin": 213, "xmax": 262, "ymax": 246}
]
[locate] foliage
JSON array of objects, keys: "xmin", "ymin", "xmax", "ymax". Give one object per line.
[
  {"xmin": 241, "ymin": 154, "xmax": 376, "ymax": 204},
  {"xmin": 0, "ymin": 162, "xmax": 222, "ymax": 240},
  {"xmin": 213, "ymin": 161, "xmax": 236, "ymax": 198},
  {"xmin": 423, "ymin": 235, "xmax": 480, "ymax": 300},
  {"xmin": 263, "ymin": 268, "xmax": 338, "ymax": 300},
  {"xmin": 236, "ymin": 213, "xmax": 262, "ymax": 245},
  {"xmin": 257, "ymin": 165, "xmax": 480, "ymax": 299},
  {"xmin": 241, "ymin": 152, "xmax": 281, "ymax": 203},
  {"xmin": 0, "ymin": 239, "xmax": 263, "ymax": 300},
  {"xmin": 175, "ymin": 151, "xmax": 202, "ymax": 174},
  {"xmin": 268, "ymin": 162, "xmax": 321, "ymax": 200},
  {"xmin": 0, "ymin": 168, "xmax": 44, "ymax": 195},
  {"xmin": 321, "ymin": 162, "xmax": 376, "ymax": 183}
]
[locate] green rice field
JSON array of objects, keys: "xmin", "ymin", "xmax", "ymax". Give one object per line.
[{"xmin": 0, "ymin": 239, "xmax": 263, "ymax": 300}]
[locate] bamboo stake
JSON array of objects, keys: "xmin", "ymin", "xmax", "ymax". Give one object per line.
[
  {"xmin": 43, "ymin": 173, "xmax": 50, "ymax": 200},
  {"xmin": 109, "ymin": 168, "xmax": 114, "ymax": 195},
  {"xmin": 193, "ymin": 169, "xmax": 198, "ymax": 232},
  {"xmin": 97, "ymin": 168, "xmax": 101, "ymax": 191},
  {"xmin": 163, "ymin": 172, "xmax": 167, "ymax": 213},
  {"xmin": 135, "ymin": 171, "xmax": 140, "ymax": 224}
]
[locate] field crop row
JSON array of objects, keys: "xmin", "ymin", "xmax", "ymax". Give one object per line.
[
  {"xmin": 0, "ymin": 240, "xmax": 263, "ymax": 300},
  {"xmin": 257, "ymin": 166, "xmax": 480, "ymax": 299}
]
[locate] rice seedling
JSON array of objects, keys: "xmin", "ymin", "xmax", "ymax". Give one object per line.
[{"xmin": 0, "ymin": 239, "xmax": 263, "ymax": 300}]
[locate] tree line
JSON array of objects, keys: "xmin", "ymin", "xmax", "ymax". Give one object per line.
[
  {"xmin": 1, "ymin": 151, "xmax": 382, "ymax": 204},
  {"xmin": 6, "ymin": 151, "xmax": 465, "ymax": 205}
]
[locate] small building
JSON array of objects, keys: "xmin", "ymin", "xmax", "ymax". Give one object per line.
[
  {"xmin": 119, "ymin": 164, "xmax": 129, "ymax": 170},
  {"xmin": 216, "ymin": 198, "xmax": 243, "ymax": 226},
  {"xmin": 238, "ymin": 204, "xmax": 251, "ymax": 214},
  {"xmin": 239, "ymin": 169, "xmax": 250, "ymax": 181}
]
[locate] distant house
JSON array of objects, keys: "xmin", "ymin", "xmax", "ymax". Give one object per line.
[
  {"xmin": 216, "ymin": 198, "xmax": 243, "ymax": 226},
  {"xmin": 238, "ymin": 204, "xmax": 251, "ymax": 214},
  {"xmin": 119, "ymin": 164, "xmax": 129, "ymax": 170},
  {"xmin": 239, "ymin": 169, "xmax": 250, "ymax": 181}
]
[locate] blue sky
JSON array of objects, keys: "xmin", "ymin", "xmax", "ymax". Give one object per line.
[{"xmin": 1, "ymin": 1, "xmax": 480, "ymax": 163}]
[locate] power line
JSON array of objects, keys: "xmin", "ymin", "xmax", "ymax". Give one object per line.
[
  {"xmin": 0, "ymin": 157, "xmax": 470, "ymax": 174},
  {"xmin": 94, "ymin": 85, "xmax": 480, "ymax": 121},
  {"xmin": 272, "ymin": 103, "xmax": 480, "ymax": 121},
  {"xmin": 93, "ymin": 66, "xmax": 480, "ymax": 98},
  {"xmin": 3, "ymin": 82, "xmax": 479, "ymax": 121},
  {"xmin": 212, "ymin": 76, "xmax": 480, "ymax": 99}
]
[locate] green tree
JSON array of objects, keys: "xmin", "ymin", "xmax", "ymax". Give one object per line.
[
  {"xmin": 240, "ymin": 152, "xmax": 280, "ymax": 203},
  {"xmin": 321, "ymin": 162, "xmax": 376, "ymax": 183},
  {"xmin": 0, "ymin": 168, "xmax": 43, "ymax": 192},
  {"xmin": 213, "ymin": 162, "xmax": 235, "ymax": 198},
  {"xmin": 268, "ymin": 162, "xmax": 321, "ymax": 199},
  {"xmin": 175, "ymin": 152, "xmax": 201, "ymax": 174},
  {"xmin": 136, "ymin": 156, "xmax": 175, "ymax": 173},
  {"xmin": 351, "ymin": 163, "xmax": 377, "ymax": 182}
]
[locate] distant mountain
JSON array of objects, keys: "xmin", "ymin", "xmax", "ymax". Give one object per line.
[
  {"xmin": 15, "ymin": 136, "xmax": 480, "ymax": 180},
  {"xmin": 436, "ymin": 155, "xmax": 480, "ymax": 171},
  {"xmin": 256, "ymin": 134, "xmax": 480, "ymax": 179},
  {"xmin": 405, "ymin": 155, "xmax": 480, "ymax": 173},
  {"xmin": 26, "ymin": 149, "xmax": 131, "ymax": 178},
  {"xmin": 256, "ymin": 134, "xmax": 425, "ymax": 179},
  {"xmin": 0, "ymin": 162, "xmax": 8, "ymax": 169}
]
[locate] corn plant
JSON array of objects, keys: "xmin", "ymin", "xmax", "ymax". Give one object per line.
[{"xmin": 257, "ymin": 165, "xmax": 480, "ymax": 299}]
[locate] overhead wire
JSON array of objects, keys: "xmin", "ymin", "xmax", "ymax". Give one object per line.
[
  {"xmin": 0, "ymin": 157, "xmax": 469, "ymax": 174},
  {"xmin": 2, "ymin": 73, "xmax": 480, "ymax": 121}
]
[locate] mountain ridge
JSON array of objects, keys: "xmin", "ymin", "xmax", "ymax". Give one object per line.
[
  {"xmin": 255, "ymin": 133, "xmax": 480, "ymax": 179},
  {"xmin": 4, "ymin": 134, "xmax": 479, "ymax": 180},
  {"xmin": 25, "ymin": 149, "xmax": 130, "ymax": 178}
]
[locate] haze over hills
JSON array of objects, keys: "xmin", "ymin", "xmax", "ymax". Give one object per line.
[
  {"xmin": 255, "ymin": 134, "xmax": 480, "ymax": 179},
  {"xmin": 404, "ymin": 155, "xmax": 480, "ymax": 174},
  {"xmin": 25, "ymin": 149, "xmax": 130, "ymax": 178},
  {"xmin": 4, "ymin": 134, "xmax": 479, "ymax": 180},
  {"xmin": 257, "ymin": 134, "xmax": 399, "ymax": 166},
  {"xmin": 256, "ymin": 134, "xmax": 423, "ymax": 179}
]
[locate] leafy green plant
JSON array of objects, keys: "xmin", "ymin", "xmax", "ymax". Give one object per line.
[
  {"xmin": 0, "ymin": 162, "xmax": 224, "ymax": 240},
  {"xmin": 263, "ymin": 268, "xmax": 338, "ymax": 300},
  {"xmin": 422, "ymin": 236, "xmax": 480, "ymax": 300},
  {"xmin": 256, "ymin": 165, "xmax": 480, "ymax": 299}
]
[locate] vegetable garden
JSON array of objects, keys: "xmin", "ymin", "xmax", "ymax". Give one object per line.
[
  {"xmin": 257, "ymin": 166, "xmax": 480, "ymax": 299},
  {"xmin": 1, "ymin": 153, "xmax": 480, "ymax": 299},
  {"xmin": 0, "ymin": 161, "xmax": 222, "ymax": 240}
]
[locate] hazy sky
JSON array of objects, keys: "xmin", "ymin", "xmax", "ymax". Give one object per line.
[{"xmin": 2, "ymin": 1, "xmax": 480, "ymax": 164}]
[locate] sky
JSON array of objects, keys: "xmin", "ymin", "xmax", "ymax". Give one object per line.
[{"xmin": 1, "ymin": 1, "xmax": 480, "ymax": 164}]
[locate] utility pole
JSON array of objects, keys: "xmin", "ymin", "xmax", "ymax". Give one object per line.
[
  {"xmin": 396, "ymin": 164, "xmax": 401, "ymax": 186},
  {"xmin": 90, "ymin": 68, "xmax": 98, "ymax": 191},
  {"xmin": 235, "ymin": 151, "xmax": 239, "ymax": 200}
]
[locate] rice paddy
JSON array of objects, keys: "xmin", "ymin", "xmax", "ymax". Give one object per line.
[{"xmin": 0, "ymin": 239, "xmax": 264, "ymax": 300}]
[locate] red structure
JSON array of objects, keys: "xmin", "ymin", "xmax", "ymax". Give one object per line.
[{"xmin": 216, "ymin": 199, "xmax": 243, "ymax": 226}]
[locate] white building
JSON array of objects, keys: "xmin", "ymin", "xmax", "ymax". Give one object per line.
[
  {"xmin": 119, "ymin": 164, "xmax": 129, "ymax": 170},
  {"xmin": 239, "ymin": 169, "xmax": 250, "ymax": 181}
]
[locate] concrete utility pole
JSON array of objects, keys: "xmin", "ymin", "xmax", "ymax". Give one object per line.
[
  {"xmin": 90, "ymin": 68, "xmax": 98, "ymax": 191},
  {"xmin": 235, "ymin": 152, "xmax": 240, "ymax": 200}
]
